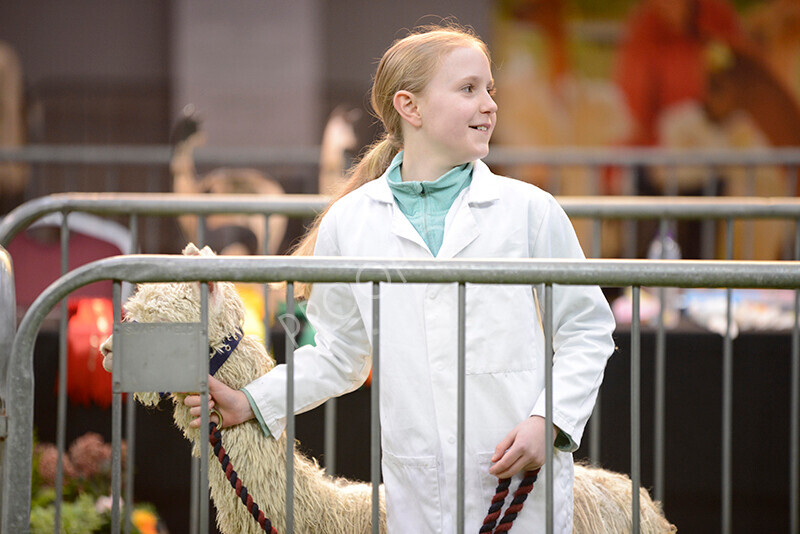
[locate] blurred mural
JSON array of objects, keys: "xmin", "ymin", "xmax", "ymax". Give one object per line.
[{"xmin": 492, "ymin": 0, "xmax": 800, "ymax": 258}]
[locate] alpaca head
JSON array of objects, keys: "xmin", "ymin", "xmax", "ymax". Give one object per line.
[
  {"xmin": 100, "ymin": 243, "xmax": 252, "ymax": 407},
  {"xmin": 170, "ymin": 103, "xmax": 205, "ymax": 149},
  {"xmin": 123, "ymin": 243, "xmax": 245, "ymax": 341}
]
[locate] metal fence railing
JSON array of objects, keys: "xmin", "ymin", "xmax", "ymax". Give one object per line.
[
  {"xmin": 3, "ymin": 143, "xmax": 800, "ymax": 258},
  {"xmin": 3, "ymin": 144, "xmax": 800, "ymax": 179},
  {"xmin": 3, "ymin": 192, "xmax": 800, "ymax": 258},
  {"xmin": 2, "ymin": 193, "xmax": 800, "ymax": 526},
  {"xmin": 1, "ymin": 255, "xmax": 799, "ymax": 534},
  {"xmin": 0, "ymin": 245, "xmax": 15, "ymax": 528}
]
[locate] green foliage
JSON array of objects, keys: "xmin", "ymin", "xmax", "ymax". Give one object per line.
[
  {"xmin": 30, "ymin": 431, "xmax": 162, "ymax": 534},
  {"xmin": 30, "ymin": 494, "xmax": 105, "ymax": 534}
]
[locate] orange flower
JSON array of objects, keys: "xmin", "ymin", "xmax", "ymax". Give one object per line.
[{"xmin": 131, "ymin": 508, "xmax": 159, "ymax": 534}]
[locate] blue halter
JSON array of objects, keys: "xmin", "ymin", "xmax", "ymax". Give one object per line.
[{"xmin": 209, "ymin": 327, "xmax": 244, "ymax": 377}]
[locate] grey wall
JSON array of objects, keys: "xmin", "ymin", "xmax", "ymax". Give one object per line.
[
  {"xmin": 170, "ymin": 0, "xmax": 323, "ymax": 147},
  {"xmin": 321, "ymin": 1, "xmax": 493, "ymax": 142},
  {"xmin": 0, "ymin": 0, "xmax": 492, "ymax": 148},
  {"xmin": 0, "ymin": 0, "xmax": 168, "ymax": 86}
]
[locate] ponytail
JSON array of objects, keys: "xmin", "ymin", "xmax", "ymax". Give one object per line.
[{"xmin": 291, "ymin": 135, "xmax": 399, "ymax": 299}]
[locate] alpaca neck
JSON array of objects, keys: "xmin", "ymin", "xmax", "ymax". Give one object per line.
[{"xmin": 172, "ymin": 143, "xmax": 198, "ymax": 194}]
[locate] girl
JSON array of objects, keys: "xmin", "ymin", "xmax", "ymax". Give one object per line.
[{"xmin": 187, "ymin": 23, "xmax": 615, "ymax": 533}]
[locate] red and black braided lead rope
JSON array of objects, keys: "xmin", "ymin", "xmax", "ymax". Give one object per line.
[
  {"xmin": 209, "ymin": 422, "xmax": 279, "ymax": 534},
  {"xmin": 480, "ymin": 468, "xmax": 540, "ymax": 533}
]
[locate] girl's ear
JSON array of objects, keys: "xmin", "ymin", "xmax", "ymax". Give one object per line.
[{"xmin": 393, "ymin": 90, "xmax": 422, "ymax": 128}]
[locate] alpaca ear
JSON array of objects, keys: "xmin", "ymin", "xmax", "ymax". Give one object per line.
[
  {"xmin": 183, "ymin": 243, "xmax": 201, "ymax": 256},
  {"xmin": 192, "ymin": 281, "xmax": 216, "ymax": 294}
]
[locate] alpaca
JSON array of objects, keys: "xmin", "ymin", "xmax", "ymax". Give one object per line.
[
  {"xmin": 317, "ymin": 106, "xmax": 361, "ymax": 196},
  {"xmin": 100, "ymin": 243, "xmax": 385, "ymax": 534},
  {"xmin": 101, "ymin": 244, "xmax": 675, "ymax": 533},
  {"xmin": 170, "ymin": 105, "xmax": 289, "ymax": 256}
]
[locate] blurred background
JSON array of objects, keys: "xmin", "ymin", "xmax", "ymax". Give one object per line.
[
  {"xmin": 3, "ymin": 0, "xmax": 800, "ymax": 257},
  {"xmin": 2, "ymin": 1, "xmax": 799, "ymax": 533}
]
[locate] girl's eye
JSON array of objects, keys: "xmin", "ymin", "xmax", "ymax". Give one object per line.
[
  {"xmin": 462, "ymin": 84, "xmax": 474, "ymax": 93},
  {"xmin": 488, "ymin": 85, "xmax": 497, "ymax": 96}
]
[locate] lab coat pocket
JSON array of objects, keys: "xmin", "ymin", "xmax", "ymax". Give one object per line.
[
  {"xmin": 477, "ymin": 451, "xmax": 503, "ymax": 510},
  {"xmin": 382, "ymin": 451, "xmax": 442, "ymax": 529}
]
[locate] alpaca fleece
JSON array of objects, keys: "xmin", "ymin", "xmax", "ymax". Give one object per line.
[{"xmin": 574, "ymin": 463, "xmax": 677, "ymax": 533}]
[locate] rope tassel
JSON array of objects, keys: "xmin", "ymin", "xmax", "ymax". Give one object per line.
[
  {"xmin": 210, "ymin": 422, "xmax": 279, "ymax": 534},
  {"xmin": 480, "ymin": 468, "xmax": 540, "ymax": 533}
]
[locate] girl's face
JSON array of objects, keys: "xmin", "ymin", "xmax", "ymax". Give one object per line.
[{"xmin": 413, "ymin": 44, "xmax": 497, "ymax": 171}]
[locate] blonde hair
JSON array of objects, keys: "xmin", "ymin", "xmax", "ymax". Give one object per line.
[{"xmin": 293, "ymin": 23, "xmax": 490, "ymax": 297}]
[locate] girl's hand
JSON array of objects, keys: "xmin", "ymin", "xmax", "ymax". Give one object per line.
[
  {"xmin": 489, "ymin": 416, "xmax": 555, "ymax": 479},
  {"xmin": 184, "ymin": 375, "xmax": 255, "ymax": 429}
]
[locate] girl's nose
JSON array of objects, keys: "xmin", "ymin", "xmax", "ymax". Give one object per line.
[{"xmin": 482, "ymin": 93, "xmax": 498, "ymax": 114}]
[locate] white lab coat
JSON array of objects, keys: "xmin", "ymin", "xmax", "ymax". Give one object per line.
[{"xmin": 245, "ymin": 160, "xmax": 616, "ymax": 533}]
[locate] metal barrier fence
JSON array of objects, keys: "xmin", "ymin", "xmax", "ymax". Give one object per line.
[
  {"xmin": 3, "ymin": 143, "xmax": 800, "ymax": 257},
  {"xmin": 3, "ymin": 192, "xmax": 800, "ymax": 258},
  {"xmin": 2, "ymin": 256, "xmax": 799, "ymax": 534},
  {"xmin": 2, "ymin": 144, "xmax": 799, "ymax": 213},
  {"xmin": 0, "ymin": 245, "xmax": 15, "ymax": 529},
  {"xmin": 3, "ymin": 193, "xmax": 800, "ymax": 531},
  {"xmin": 4, "ymin": 144, "xmax": 800, "ymax": 172}
]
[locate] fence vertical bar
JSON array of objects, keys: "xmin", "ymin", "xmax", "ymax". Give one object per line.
[
  {"xmin": 0, "ymin": 246, "xmax": 11, "ymax": 528},
  {"xmin": 111, "ymin": 281, "xmax": 123, "ymax": 534},
  {"xmin": 631, "ymin": 286, "xmax": 642, "ymax": 534},
  {"xmin": 371, "ymin": 282, "xmax": 381, "ymax": 534},
  {"xmin": 189, "ymin": 265, "xmax": 206, "ymax": 534},
  {"xmin": 623, "ymin": 166, "xmax": 637, "ymax": 258},
  {"xmin": 146, "ymin": 167, "xmax": 160, "ymax": 253},
  {"xmin": 106, "ymin": 166, "xmax": 119, "ymax": 194},
  {"xmin": 544, "ymin": 283, "xmax": 554, "ymax": 534},
  {"xmin": 589, "ymin": 220, "xmax": 602, "ymax": 464},
  {"xmin": 65, "ymin": 165, "xmax": 77, "ymax": 194},
  {"xmin": 654, "ymin": 218, "xmax": 668, "ymax": 503},
  {"xmin": 198, "ymin": 216, "xmax": 206, "ymax": 248},
  {"xmin": 262, "ymin": 214, "xmax": 272, "ymax": 355},
  {"xmin": 744, "ymin": 166, "xmax": 757, "ymax": 258},
  {"xmin": 457, "ymin": 282, "xmax": 466, "ymax": 534},
  {"xmin": 791, "ymin": 220, "xmax": 800, "ymax": 534},
  {"xmin": 701, "ymin": 175, "xmax": 718, "ymax": 259},
  {"xmin": 665, "ymin": 165, "xmax": 678, "ymax": 197},
  {"xmin": 0, "ymin": 246, "xmax": 13, "ymax": 527},
  {"xmin": 190, "ymin": 457, "xmax": 200, "ymax": 534},
  {"xmin": 54, "ymin": 211, "xmax": 70, "ymax": 534},
  {"xmin": 324, "ymin": 399, "xmax": 337, "ymax": 477},
  {"xmin": 285, "ymin": 282, "xmax": 296, "ymax": 532},
  {"xmin": 550, "ymin": 166, "xmax": 561, "ymax": 196},
  {"xmin": 199, "ymin": 283, "xmax": 210, "ymax": 534},
  {"xmin": 124, "ymin": 214, "xmax": 138, "ymax": 534},
  {"xmin": 722, "ymin": 219, "xmax": 734, "ymax": 534}
]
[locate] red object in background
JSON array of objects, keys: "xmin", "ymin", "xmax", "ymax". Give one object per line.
[
  {"xmin": 7, "ymin": 229, "xmax": 121, "ymax": 313},
  {"xmin": 65, "ymin": 298, "xmax": 115, "ymax": 408},
  {"xmin": 615, "ymin": 0, "xmax": 750, "ymax": 146}
]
